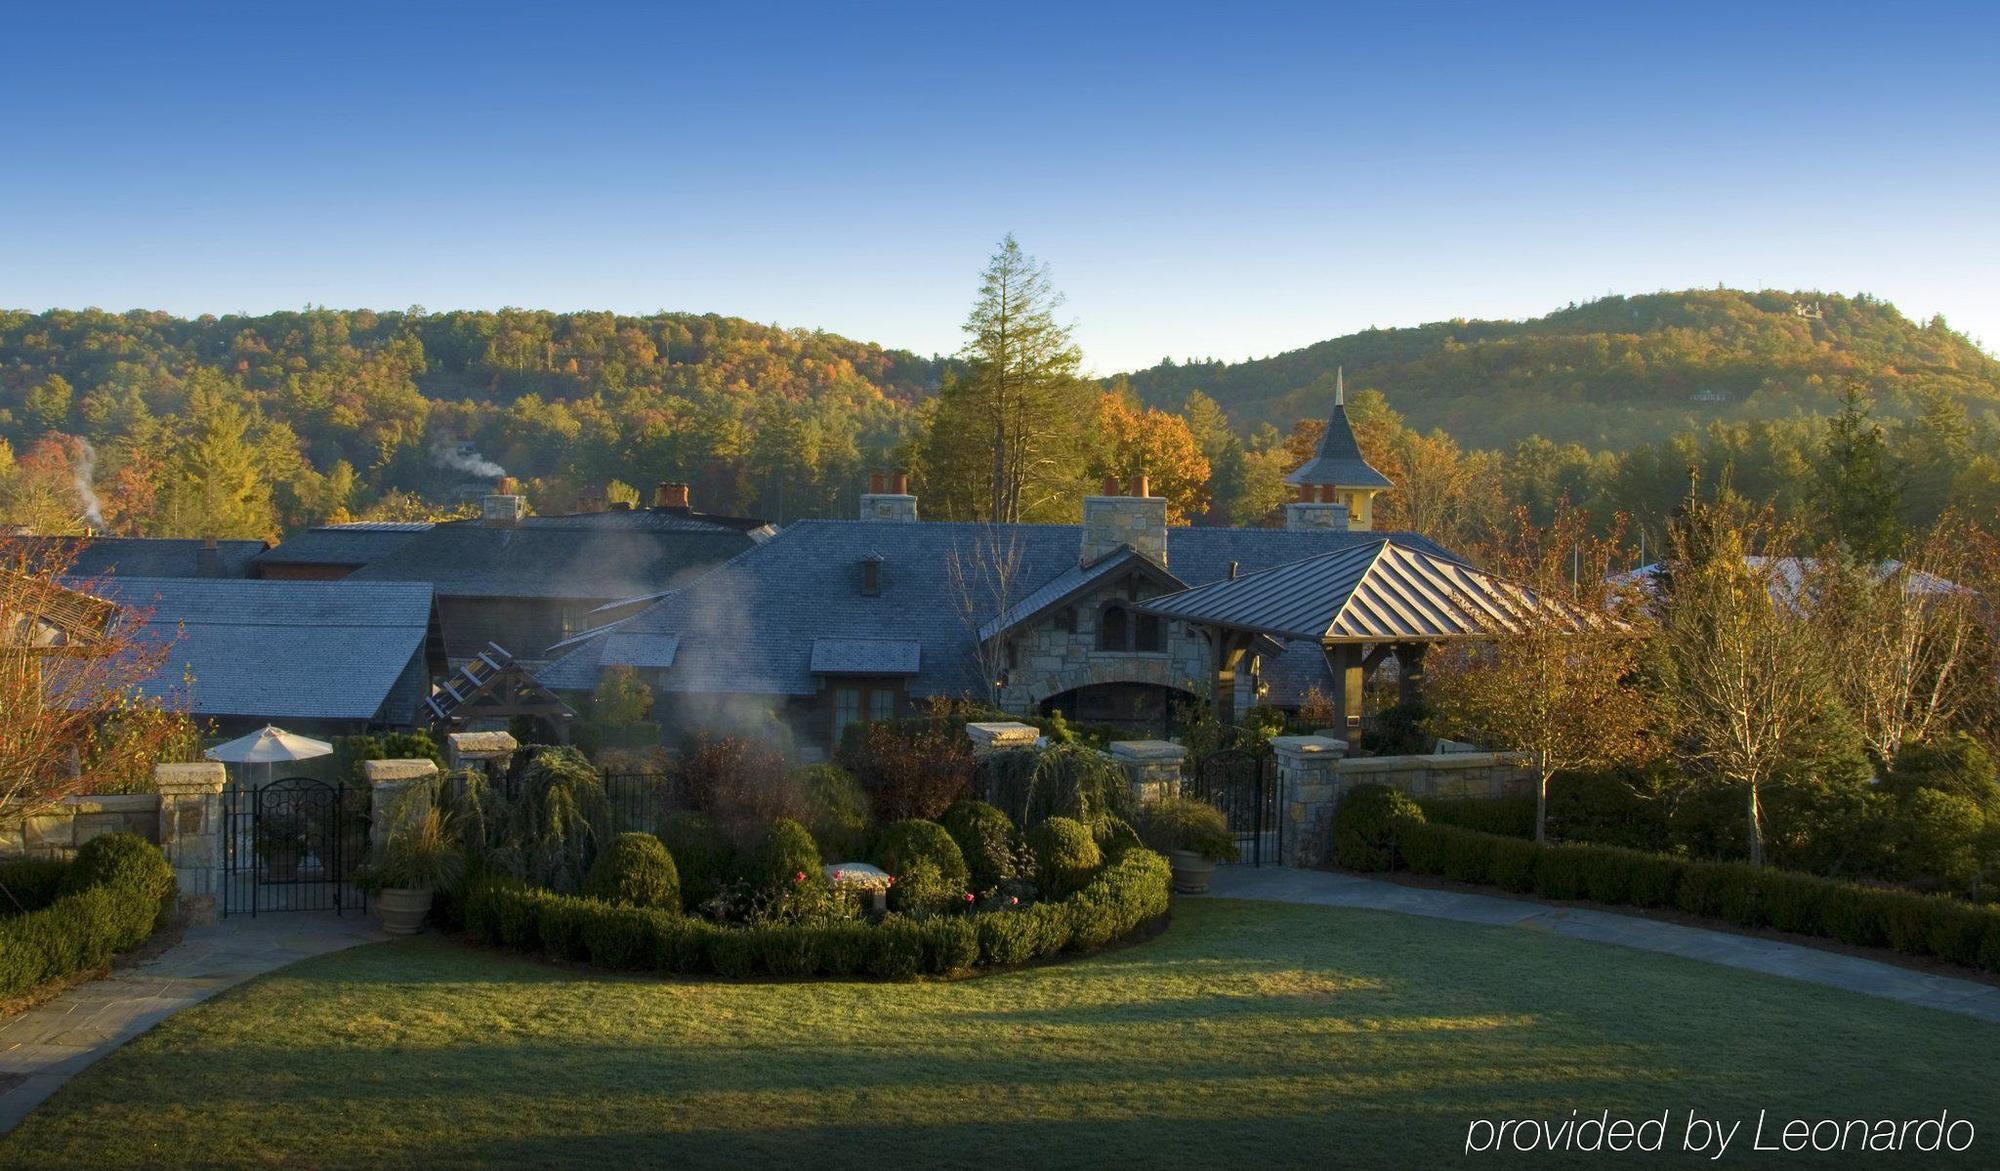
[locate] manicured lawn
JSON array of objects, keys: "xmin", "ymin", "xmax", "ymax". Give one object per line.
[{"xmin": 3, "ymin": 899, "xmax": 1993, "ymax": 1169}]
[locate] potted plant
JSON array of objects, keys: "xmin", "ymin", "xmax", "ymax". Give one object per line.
[
  {"xmin": 255, "ymin": 810, "xmax": 307, "ymax": 882},
  {"xmin": 361, "ymin": 807, "xmax": 465, "ymax": 935},
  {"xmin": 1139, "ymin": 796, "xmax": 1238, "ymax": 894}
]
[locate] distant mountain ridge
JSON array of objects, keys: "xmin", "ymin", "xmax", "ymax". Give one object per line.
[{"xmin": 1115, "ymin": 289, "xmax": 2000, "ymax": 450}]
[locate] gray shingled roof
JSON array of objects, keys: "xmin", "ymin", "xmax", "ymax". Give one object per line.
[
  {"xmin": 252, "ymin": 524, "xmax": 429, "ymax": 567},
  {"xmin": 46, "ymin": 537, "xmax": 268, "ymax": 580},
  {"xmin": 809, "ymin": 638, "xmax": 922, "ymax": 675},
  {"xmin": 92, "ymin": 577, "xmax": 438, "ymax": 723},
  {"xmin": 341, "ymin": 520, "xmax": 757, "ymax": 600},
  {"xmin": 539, "ymin": 520, "xmax": 1459, "ymax": 701},
  {"xmin": 1284, "ymin": 403, "xmax": 1394, "ymax": 490},
  {"xmin": 1139, "ymin": 539, "xmax": 1543, "ymax": 642}
]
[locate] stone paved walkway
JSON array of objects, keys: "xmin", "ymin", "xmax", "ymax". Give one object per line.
[
  {"xmin": 1204, "ymin": 866, "xmax": 2000, "ymax": 1025},
  {"xmin": 0, "ymin": 913, "xmax": 387, "ymax": 1133}
]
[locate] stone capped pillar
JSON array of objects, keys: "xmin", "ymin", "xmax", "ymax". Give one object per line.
[
  {"xmin": 1271, "ymin": 735, "xmax": 1347, "ymax": 868},
  {"xmin": 1106, "ymin": 740, "xmax": 1185, "ymax": 805},
  {"xmin": 964, "ymin": 721, "xmax": 1040, "ymax": 757},
  {"xmin": 155, "ymin": 761, "xmax": 226, "ymax": 924},
  {"xmin": 1283, "ymin": 500, "xmax": 1350, "ymax": 531},
  {"xmin": 363, "ymin": 758, "xmax": 438, "ymax": 854},
  {"xmin": 447, "ymin": 730, "xmax": 518, "ymax": 775}
]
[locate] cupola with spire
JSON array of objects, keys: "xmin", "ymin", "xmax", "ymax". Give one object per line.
[{"xmin": 1283, "ymin": 367, "xmax": 1392, "ymax": 531}]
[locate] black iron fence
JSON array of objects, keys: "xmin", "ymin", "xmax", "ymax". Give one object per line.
[{"xmin": 602, "ymin": 772, "xmax": 685, "ymax": 836}]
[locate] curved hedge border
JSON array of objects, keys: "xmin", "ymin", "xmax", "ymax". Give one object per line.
[
  {"xmin": 0, "ymin": 835, "xmax": 178, "ymax": 1002},
  {"xmin": 462, "ymin": 847, "xmax": 1172, "ymax": 980},
  {"xmin": 1397, "ymin": 821, "xmax": 2000, "ymax": 973}
]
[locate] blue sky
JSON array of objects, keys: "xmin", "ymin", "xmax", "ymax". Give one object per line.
[{"xmin": 4, "ymin": 1, "xmax": 1996, "ymax": 372}]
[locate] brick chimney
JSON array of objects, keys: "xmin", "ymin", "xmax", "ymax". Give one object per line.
[
  {"xmin": 654, "ymin": 481, "xmax": 691, "ymax": 510},
  {"xmin": 1082, "ymin": 475, "xmax": 1167, "ymax": 567},
  {"xmin": 859, "ymin": 469, "xmax": 918, "ymax": 522}
]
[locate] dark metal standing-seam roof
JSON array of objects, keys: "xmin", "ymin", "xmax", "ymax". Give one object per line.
[
  {"xmin": 90, "ymin": 577, "xmax": 438, "ymax": 722},
  {"xmin": 536, "ymin": 519, "xmax": 1464, "ymax": 700},
  {"xmin": 1139, "ymin": 539, "xmax": 1543, "ymax": 642}
]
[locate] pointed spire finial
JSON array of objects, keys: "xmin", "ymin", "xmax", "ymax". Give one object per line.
[{"xmin": 1336, "ymin": 366, "xmax": 1345, "ymax": 406}]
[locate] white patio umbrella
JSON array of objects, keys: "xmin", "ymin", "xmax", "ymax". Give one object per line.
[{"xmin": 203, "ymin": 725, "xmax": 334, "ymax": 788}]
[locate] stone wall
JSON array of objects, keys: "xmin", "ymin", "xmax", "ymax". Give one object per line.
[
  {"xmin": 1273, "ymin": 742, "xmax": 1533, "ymax": 868},
  {"xmin": 1334, "ymin": 752, "xmax": 1535, "ymax": 801},
  {"xmin": 0, "ymin": 794, "xmax": 159, "ymax": 862}
]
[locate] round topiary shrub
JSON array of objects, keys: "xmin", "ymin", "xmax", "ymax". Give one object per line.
[
  {"xmin": 874, "ymin": 819, "xmax": 970, "ymax": 892},
  {"xmin": 658, "ymin": 811, "xmax": 735, "ymax": 911},
  {"xmin": 745, "ymin": 818, "xmax": 823, "ymax": 890},
  {"xmin": 1029, "ymin": 816, "xmax": 1102, "ymax": 899},
  {"xmin": 939, "ymin": 801, "xmax": 1016, "ymax": 889},
  {"xmin": 1332, "ymin": 783, "xmax": 1426, "ymax": 871},
  {"xmin": 60, "ymin": 832, "xmax": 174, "ymax": 906},
  {"xmin": 583, "ymin": 832, "xmax": 681, "ymax": 911},
  {"xmin": 887, "ymin": 857, "xmax": 961, "ymax": 917}
]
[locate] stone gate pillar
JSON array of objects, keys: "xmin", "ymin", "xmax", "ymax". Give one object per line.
[
  {"xmin": 1271, "ymin": 735, "xmax": 1347, "ymax": 867},
  {"xmin": 964, "ymin": 722, "xmax": 1039, "ymax": 757},
  {"xmin": 1106, "ymin": 740, "xmax": 1185, "ymax": 805},
  {"xmin": 363, "ymin": 759, "xmax": 438, "ymax": 854},
  {"xmin": 446, "ymin": 730, "xmax": 518, "ymax": 776},
  {"xmin": 154, "ymin": 761, "xmax": 226, "ymax": 924}
]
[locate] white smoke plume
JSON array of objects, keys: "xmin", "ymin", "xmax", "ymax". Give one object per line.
[
  {"xmin": 433, "ymin": 439, "xmax": 507, "ymax": 479},
  {"xmin": 72, "ymin": 438, "xmax": 106, "ymax": 528}
]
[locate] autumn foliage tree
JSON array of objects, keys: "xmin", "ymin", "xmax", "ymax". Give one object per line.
[
  {"xmin": 1423, "ymin": 504, "xmax": 1655, "ymax": 842},
  {"xmin": 1091, "ymin": 389, "xmax": 1211, "ymax": 523},
  {"xmin": 1, "ymin": 535, "xmax": 196, "ymax": 821}
]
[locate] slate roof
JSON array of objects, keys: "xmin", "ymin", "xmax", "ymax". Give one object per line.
[
  {"xmin": 252, "ymin": 524, "xmax": 429, "ymax": 568},
  {"xmin": 977, "ymin": 547, "xmax": 1184, "ymax": 642},
  {"xmin": 40, "ymin": 537, "xmax": 268, "ymax": 580},
  {"xmin": 1285, "ymin": 403, "xmax": 1393, "ymax": 490},
  {"xmin": 539, "ymin": 520, "xmax": 1459, "ymax": 700},
  {"xmin": 1139, "ymin": 539, "xmax": 1546, "ymax": 642},
  {"xmin": 809, "ymin": 638, "xmax": 923, "ymax": 675},
  {"xmin": 92, "ymin": 577, "xmax": 439, "ymax": 723},
  {"xmin": 339, "ymin": 517, "xmax": 760, "ymax": 600}
]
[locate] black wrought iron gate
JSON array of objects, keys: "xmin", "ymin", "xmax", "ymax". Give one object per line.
[
  {"xmin": 1189, "ymin": 746, "xmax": 1284, "ymax": 866},
  {"xmin": 221, "ymin": 777, "xmax": 370, "ymax": 916}
]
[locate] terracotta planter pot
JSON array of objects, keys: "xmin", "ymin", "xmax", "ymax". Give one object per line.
[
  {"xmin": 1170, "ymin": 850, "xmax": 1217, "ymax": 894},
  {"xmin": 375, "ymin": 886, "xmax": 434, "ymax": 935}
]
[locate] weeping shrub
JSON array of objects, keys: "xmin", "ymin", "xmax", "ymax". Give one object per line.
[
  {"xmin": 434, "ymin": 747, "xmax": 608, "ymax": 894},
  {"xmin": 982, "ymin": 744, "xmax": 1131, "ymax": 829}
]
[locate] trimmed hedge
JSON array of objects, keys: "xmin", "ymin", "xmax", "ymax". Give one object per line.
[
  {"xmin": 0, "ymin": 833, "xmax": 177, "ymax": 1001},
  {"xmin": 462, "ymin": 847, "xmax": 1172, "ymax": 980},
  {"xmin": 1417, "ymin": 795, "xmax": 1536, "ymax": 840},
  {"xmin": 1332, "ymin": 784, "xmax": 1425, "ymax": 871},
  {"xmin": 583, "ymin": 833, "xmax": 680, "ymax": 910},
  {"xmin": 0, "ymin": 860, "xmax": 71, "ymax": 917},
  {"xmin": 1399, "ymin": 821, "xmax": 2000, "ymax": 973},
  {"xmin": 1028, "ymin": 817, "xmax": 1102, "ymax": 898}
]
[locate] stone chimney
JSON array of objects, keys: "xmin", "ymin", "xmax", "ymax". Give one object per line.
[
  {"xmin": 196, "ymin": 535, "xmax": 221, "ymax": 578},
  {"xmin": 481, "ymin": 479, "xmax": 527, "ymax": 527},
  {"xmin": 654, "ymin": 481, "xmax": 691, "ymax": 510},
  {"xmin": 859, "ymin": 470, "xmax": 918, "ymax": 522},
  {"xmin": 1082, "ymin": 475, "xmax": 1167, "ymax": 567},
  {"xmin": 1284, "ymin": 483, "xmax": 1351, "ymax": 531}
]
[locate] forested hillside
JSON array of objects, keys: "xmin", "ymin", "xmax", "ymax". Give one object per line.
[
  {"xmin": 1121, "ymin": 290, "xmax": 2000, "ymax": 450},
  {"xmin": 3, "ymin": 288, "xmax": 1997, "ymax": 552},
  {"xmin": 0, "ymin": 308, "xmax": 946, "ymax": 535}
]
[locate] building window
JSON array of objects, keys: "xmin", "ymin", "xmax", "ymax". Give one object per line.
[
  {"xmin": 1134, "ymin": 612, "xmax": 1162, "ymax": 652},
  {"xmin": 833, "ymin": 682, "xmax": 901, "ymax": 742},
  {"xmin": 1097, "ymin": 604, "xmax": 1128, "ymax": 651}
]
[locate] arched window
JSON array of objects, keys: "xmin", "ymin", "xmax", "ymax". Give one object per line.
[
  {"xmin": 1133, "ymin": 612, "xmax": 1162, "ymax": 653},
  {"xmin": 1097, "ymin": 603, "xmax": 1128, "ymax": 651}
]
